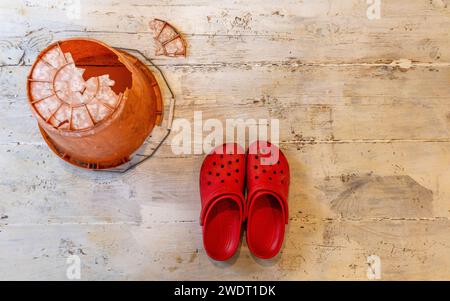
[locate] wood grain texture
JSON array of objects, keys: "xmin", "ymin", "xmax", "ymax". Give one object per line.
[{"xmin": 1, "ymin": 0, "xmax": 450, "ymax": 280}]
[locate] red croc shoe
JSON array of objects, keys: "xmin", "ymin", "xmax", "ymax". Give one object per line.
[
  {"xmin": 199, "ymin": 143, "xmax": 246, "ymax": 261},
  {"xmin": 246, "ymin": 141, "xmax": 290, "ymax": 259}
]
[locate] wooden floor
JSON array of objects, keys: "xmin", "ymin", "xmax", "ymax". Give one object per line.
[{"xmin": 1, "ymin": 0, "xmax": 450, "ymax": 280}]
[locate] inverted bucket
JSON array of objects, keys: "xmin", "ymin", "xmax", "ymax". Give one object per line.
[{"xmin": 27, "ymin": 38, "xmax": 164, "ymax": 170}]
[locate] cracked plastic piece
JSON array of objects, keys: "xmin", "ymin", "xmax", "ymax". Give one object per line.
[
  {"xmin": 27, "ymin": 39, "xmax": 164, "ymax": 170},
  {"xmin": 149, "ymin": 19, "xmax": 187, "ymax": 57}
]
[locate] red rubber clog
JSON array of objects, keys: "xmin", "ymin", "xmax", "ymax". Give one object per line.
[
  {"xmin": 199, "ymin": 143, "xmax": 246, "ymax": 261},
  {"xmin": 246, "ymin": 141, "xmax": 290, "ymax": 259}
]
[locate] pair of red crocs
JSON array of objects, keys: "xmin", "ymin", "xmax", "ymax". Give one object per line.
[{"xmin": 199, "ymin": 141, "xmax": 290, "ymax": 261}]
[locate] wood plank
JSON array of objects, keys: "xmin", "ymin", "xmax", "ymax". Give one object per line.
[
  {"xmin": 2, "ymin": 142, "xmax": 450, "ymax": 226},
  {"xmin": 2, "ymin": 62, "xmax": 450, "ymax": 145},
  {"xmin": 2, "ymin": 98, "xmax": 450, "ymax": 146},
  {"xmin": 1, "ymin": 1, "xmax": 450, "ymax": 64},
  {"xmin": 2, "ymin": 64, "xmax": 450, "ymax": 105},
  {"xmin": 2, "ymin": 218, "xmax": 450, "ymax": 280},
  {"xmin": 2, "ymin": 29, "xmax": 450, "ymax": 66}
]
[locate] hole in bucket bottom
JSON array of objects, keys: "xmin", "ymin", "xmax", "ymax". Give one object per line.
[{"xmin": 59, "ymin": 40, "xmax": 132, "ymax": 95}]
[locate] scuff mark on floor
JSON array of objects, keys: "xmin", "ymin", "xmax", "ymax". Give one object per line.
[{"xmin": 319, "ymin": 174, "xmax": 433, "ymax": 219}]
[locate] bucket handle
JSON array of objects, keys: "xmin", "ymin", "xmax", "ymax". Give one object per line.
[{"xmin": 101, "ymin": 48, "xmax": 176, "ymax": 173}]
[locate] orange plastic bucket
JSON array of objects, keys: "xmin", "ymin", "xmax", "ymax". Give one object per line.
[{"xmin": 27, "ymin": 38, "xmax": 164, "ymax": 170}]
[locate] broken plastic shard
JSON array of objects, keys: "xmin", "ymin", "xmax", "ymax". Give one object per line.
[{"xmin": 149, "ymin": 18, "xmax": 187, "ymax": 57}]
